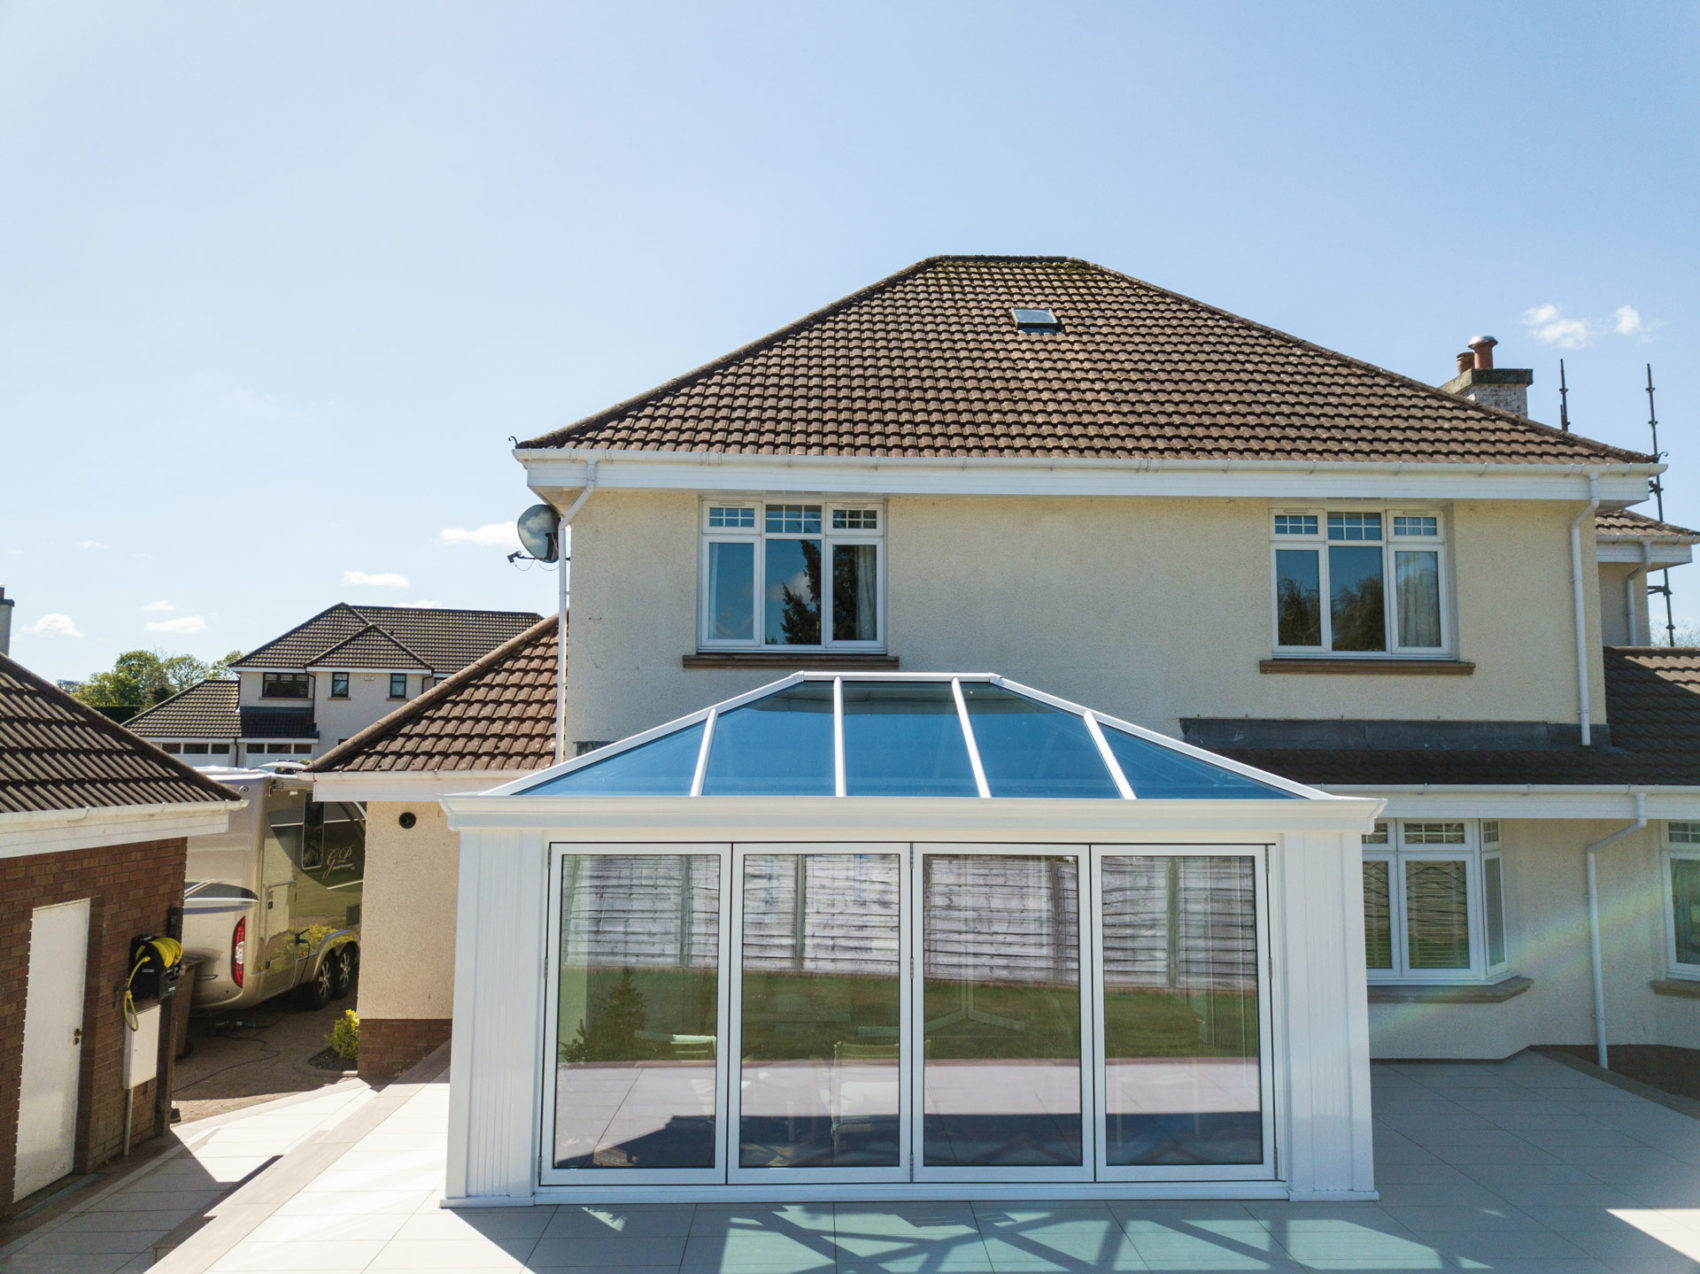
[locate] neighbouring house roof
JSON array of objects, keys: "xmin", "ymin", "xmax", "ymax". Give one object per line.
[
  {"xmin": 1220, "ymin": 647, "xmax": 1700, "ymax": 787},
  {"xmin": 308, "ymin": 616, "xmax": 560, "ymax": 774},
  {"xmin": 0, "ymin": 652, "xmax": 237, "ymax": 814},
  {"xmin": 521, "ymin": 255, "xmax": 1651, "ymax": 467},
  {"xmin": 234, "ymin": 603, "xmax": 542, "ymax": 673},
  {"xmin": 306, "ymin": 625, "xmax": 430, "ymax": 671},
  {"xmin": 124, "ymin": 683, "xmax": 318, "ymax": 741},
  {"xmin": 1595, "ymin": 508, "xmax": 1700, "ymax": 543}
]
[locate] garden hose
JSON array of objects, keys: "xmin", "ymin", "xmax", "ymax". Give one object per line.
[{"xmin": 123, "ymin": 936, "xmax": 184, "ymax": 1031}]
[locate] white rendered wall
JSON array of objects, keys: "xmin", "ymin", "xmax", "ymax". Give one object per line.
[{"xmin": 357, "ymin": 801, "xmax": 460, "ymax": 1021}]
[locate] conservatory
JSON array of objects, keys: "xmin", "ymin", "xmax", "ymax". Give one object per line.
[{"xmin": 440, "ymin": 674, "xmax": 1383, "ymax": 1204}]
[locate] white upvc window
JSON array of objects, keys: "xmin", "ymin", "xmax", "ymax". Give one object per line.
[
  {"xmin": 699, "ymin": 500, "xmax": 886, "ymax": 651},
  {"xmin": 1271, "ymin": 507, "xmax": 1450, "ymax": 656},
  {"xmin": 1663, "ymin": 821, "xmax": 1700, "ymax": 978},
  {"xmin": 1362, "ymin": 818, "xmax": 1507, "ymax": 982}
]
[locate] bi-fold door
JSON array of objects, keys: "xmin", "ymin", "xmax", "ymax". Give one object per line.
[{"xmin": 540, "ymin": 842, "xmax": 1273, "ymax": 1189}]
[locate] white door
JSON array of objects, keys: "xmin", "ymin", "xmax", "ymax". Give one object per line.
[{"xmin": 15, "ymin": 899, "xmax": 91, "ymax": 1201}]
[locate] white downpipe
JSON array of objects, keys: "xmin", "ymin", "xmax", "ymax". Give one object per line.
[
  {"xmin": 1585, "ymin": 790, "xmax": 1647, "ymax": 1069},
  {"xmin": 1625, "ymin": 540, "xmax": 1653, "ymax": 646},
  {"xmin": 554, "ymin": 459, "xmax": 599, "ymax": 762},
  {"xmin": 1569, "ymin": 473, "xmax": 1600, "ymax": 745}
]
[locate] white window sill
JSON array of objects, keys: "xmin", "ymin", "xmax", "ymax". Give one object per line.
[
  {"xmin": 683, "ymin": 652, "xmax": 899, "ymax": 670},
  {"xmin": 1367, "ymin": 975, "xmax": 1531, "ymax": 1004}
]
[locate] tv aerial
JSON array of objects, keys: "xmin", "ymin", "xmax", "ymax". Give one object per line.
[{"xmin": 511, "ymin": 504, "xmax": 561, "ymax": 564}]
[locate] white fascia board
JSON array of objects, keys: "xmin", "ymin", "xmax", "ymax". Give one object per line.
[
  {"xmin": 311, "ymin": 770, "xmax": 536, "ymax": 802},
  {"xmin": 0, "ymin": 801, "xmax": 242, "ymax": 859},
  {"xmin": 1325, "ymin": 784, "xmax": 1700, "ymax": 821},
  {"xmin": 305, "ymin": 664, "xmax": 432, "ymax": 674},
  {"xmin": 1597, "ymin": 541, "xmax": 1693, "ymax": 566},
  {"xmin": 517, "ymin": 450, "xmax": 1657, "ymax": 505},
  {"xmin": 440, "ymin": 793, "xmax": 1383, "ymax": 840}
]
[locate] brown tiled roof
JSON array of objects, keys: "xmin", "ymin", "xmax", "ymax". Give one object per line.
[
  {"xmin": 1596, "ymin": 508, "xmax": 1700, "ymax": 542},
  {"xmin": 124, "ymin": 680, "xmax": 239, "ymax": 739},
  {"xmin": 1220, "ymin": 648, "xmax": 1700, "ymax": 787},
  {"xmin": 523, "ymin": 256, "xmax": 1651, "ymax": 467},
  {"xmin": 0, "ymin": 653, "xmax": 237, "ymax": 814},
  {"xmin": 236, "ymin": 604, "xmax": 541, "ymax": 673},
  {"xmin": 306, "ymin": 625, "xmax": 430, "ymax": 671},
  {"xmin": 308, "ymin": 616, "xmax": 560, "ymax": 775}
]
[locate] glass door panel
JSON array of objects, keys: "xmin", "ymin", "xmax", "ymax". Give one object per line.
[
  {"xmin": 544, "ymin": 849, "xmax": 729, "ymax": 1184},
  {"xmin": 916, "ymin": 849, "xmax": 1091, "ymax": 1181},
  {"xmin": 732, "ymin": 849, "xmax": 907, "ymax": 1181},
  {"xmin": 1094, "ymin": 849, "xmax": 1273, "ymax": 1181}
]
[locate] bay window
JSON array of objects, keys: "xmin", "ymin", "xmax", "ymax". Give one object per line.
[
  {"xmin": 1665, "ymin": 822, "xmax": 1700, "ymax": 978},
  {"xmin": 1272, "ymin": 508, "xmax": 1448, "ymax": 655},
  {"xmin": 1362, "ymin": 819, "xmax": 1507, "ymax": 982},
  {"xmin": 700, "ymin": 500, "xmax": 884, "ymax": 650}
]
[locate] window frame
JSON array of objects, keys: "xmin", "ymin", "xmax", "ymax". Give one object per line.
[
  {"xmin": 389, "ymin": 672, "xmax": 408, "ymax": 699},
  {"xmin": 329, "ymin": 671, "xmax": 350, "ymax": 699},
  {"xmin": 1269, "ymin": 505, "xmax": 1452, "ymax": 658},
  {"xmin": 698, "ymin": 499, "xmax": 887, "ymax": 653},
  {"xmin": 1662, "ymin": 821, "xmax": 1700, "ymax": 979},
  {"xmin": 1362, "ymin": 818, "xmax": 1505, "ymax": 983},
  {"xmin": 260, "ymin": 671, "xmax": 311, "ymax": 699}
]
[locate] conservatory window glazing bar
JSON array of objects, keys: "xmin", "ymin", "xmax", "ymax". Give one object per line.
[{"xmin": 950, "ymin": 677, "xmax": 993, "ymax": 800}]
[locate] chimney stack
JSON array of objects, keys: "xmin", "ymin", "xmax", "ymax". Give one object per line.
[
  {"xmin": 0, "ymin": 588, "xmax": 12, "ymax": 658},
  {"xmin": 1439, "ymin": 334, "xmax": 1532, "ymax": 417}
]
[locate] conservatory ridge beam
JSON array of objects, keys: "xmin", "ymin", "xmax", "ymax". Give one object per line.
[{"xmin": 951, "ymin": 678, "xmax": 991, "ymax": 799}]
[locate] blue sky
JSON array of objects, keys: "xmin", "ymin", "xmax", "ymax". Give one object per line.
[{"xmin": 3, "ymin": 2, "xmax": 1696, "ymax": 682}]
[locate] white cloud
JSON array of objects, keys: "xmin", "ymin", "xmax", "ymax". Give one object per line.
[
  {"xmin": 146, "ymin": 615, "xmax": 207, "ymax": 634},
  {"xmin": 441, "ymin": 523, "xmax": 519, "ymax": 548},
  {"xmin": 399, "ymin": 599, "xmax": 442, "ymax": 608},
  {"xmin": 343, "ymin": 570, "xmax": 410, "ymax": 589},
  {"xmin": 78, "ymin": 538, "xmax": 111, "ymax": 551},
  {"xmin": 140, "ymin": 599, "xmax": 175, "ymax": 613},
  {"xmin": 1523, "ymin": 304, "xmax": 1594, "ymax": 350},
  {"xmin": 1613, "ymin": 305, "xmax": 1658, "ymax": 341},
  {"xmin": 27, "ymin": 613, "xmax": 82, "ymax": 637}
]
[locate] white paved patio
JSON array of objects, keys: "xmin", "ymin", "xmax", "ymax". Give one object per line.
[{"xmin": 11, "ymin": 1050, "xmax": 1700, "ymax": 1272}]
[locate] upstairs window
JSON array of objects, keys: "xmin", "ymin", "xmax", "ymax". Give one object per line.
[
  {"xmin": 261, "ymin": 672, "xmax": 310, "ymax": 698},
  {"xmin": 700, "ymin": 500, "xmax": 885, "ymax": 650},
  {"xmin": 1271, "ymin": 507, "xmax": 1449, "ymax": 655},
  {"xmin": 330, "ymin": 672, "xmax": 350, "ymax": 699},
  {"xmin": 389, "ymin": 673, "xmax": 408, "ymax": 699}
]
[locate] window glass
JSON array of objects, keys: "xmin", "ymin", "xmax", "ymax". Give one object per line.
[
  {"xmin": 832, "ymin": 508, "xmax": 879, "ymax": 531},
  {"xmin": 1393, "ymin": 515, "xmax": 1439, "ymax": 537},
  {"xmin": 209, "ymin": 743, "xmax": 230, "ymax": 754},
  {"xmin": 1671, "ymin": 857, "xmax": 1700, "ymax": 967},
  {"xmin": 162, "ymin": 743, "xmax": 182, "ymax": 753},
  {"xmin": 1405, "ymin": 860, "xmax": 1471, "ymax": 969},
  {"xmin": 262, "ymin": 672, "xmax": 309, "ymax": 698},
  {"xmin": 1362, "ymin": 822, "xmax": 1390, "ymax": 846},
  {"xmin": 1275, "ymin": 549, "xmax": 1322, "ymax": 646},
  {"xmin": 1328, "ymin": 545, "xmax": 1386, "ymax": 650},
  {"xmin": 1403, "ymin": 822, "xmax": 1467, "ymax": 845},
  {"xmin": 708, "ymin": 506, "xmax": 756, "ymax": 529},
  {"xmin": 525, "ymin": 722, "xmax": 706, "ymax": 797},
  {"xmin": 389, "ymin": 673, "xmax": 407, "ymax": 698},
  {"xmin": 1273, "ymin": 514, "xmax": 1317, "ymax": 536},
  {"xmin": 765, "ymin": 504, "xmax": 822, "ymax": 535},
  {"xmin": 330, "ymin": 672, "xmax": 349, "ymax": 698},
  {"xmin": 1363, "ymin": 861, "xmax": 1393, "ymax": 969},
  {"xmin": 707, "ymin": 541, "xmax": 756, "ymax": 641},
  {"xmin": 764, "ymin": 539, "xmax": 821, "ymax": 645},
  {"xmin": 1100, "ymin": 725, "xmax": 1296, "ymax": 800},
  {"xmin": 1327, "ymin": 512, "xmax": 1383, "ymax": 542},
  {"xmin": 1484, "ymin": 856, "xmax": 1507, "ymax": 967},
  {"xmin": 959, "ymin": 684, "xmax": 1121, "ymax": 799},
  {"xmin": 1395, "ymin": 551, "xmax": 1442, "ymax": 647},
  {"xmin": 701, "ymin": 683, "xmax": 835, "ymax": 797},
  {"xmin": 840, "ymin": 682, "xmax": 978, "ymax": 797},
  {"xmin": 183, "ymin": 743, "xmax": 209, "ymax": 754},
  {"xmin": 831, "ymin": 544, "xmax": 878, "ymax": 642},
  {"xmin": 1669, "ymin": 822, "xmax": 1700, "ymax": 845}
]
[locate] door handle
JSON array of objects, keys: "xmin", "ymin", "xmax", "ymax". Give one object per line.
[{"xmin": 72, "ymin": 1028, "xmax": 82, "ymax": 1045}]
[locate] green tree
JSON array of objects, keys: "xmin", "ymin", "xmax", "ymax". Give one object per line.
[{"xmin": 72, "ymin": 648, "xmax": 242, "ymax": 710}]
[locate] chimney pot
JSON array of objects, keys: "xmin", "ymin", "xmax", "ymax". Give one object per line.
[
  {"xmin": 1456, "ymin": 351, "xmax": 1476, "ymax": 374},
  {"xmin": 1468, "ymin": 335, "xmax": 1497, "ymax": 371}
]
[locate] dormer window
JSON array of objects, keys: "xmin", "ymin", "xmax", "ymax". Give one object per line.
[
  {"xmin": 261, "ymin": 672, "xmax": 310, "ymax": 699},
  {"xmin": 1012, "ymin": 307, "xmax": 1061, "ymax": 334}
]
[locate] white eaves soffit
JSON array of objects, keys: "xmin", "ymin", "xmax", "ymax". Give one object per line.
[
  {"xmin": 517, "ymin": 450, "xmax": 1658, "ymax": 506},
  {"xmin": 443, "ymin": 674, "xmax": 1381, "ymax": 837}
]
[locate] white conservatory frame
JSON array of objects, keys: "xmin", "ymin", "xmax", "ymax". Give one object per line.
[{"xmin": 439, "ymin": 674, "xmax": 1383, "ymax": 1206}]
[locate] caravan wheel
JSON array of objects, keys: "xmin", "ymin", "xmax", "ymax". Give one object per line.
[{"xmin": 329, "ymin": 946, "xmax": 357, "ymax": 1000}]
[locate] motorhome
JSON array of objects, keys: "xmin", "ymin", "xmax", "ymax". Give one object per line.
[{"xmin": 181, "ymin": 769, "xmax": 364, "ymax": 1013}]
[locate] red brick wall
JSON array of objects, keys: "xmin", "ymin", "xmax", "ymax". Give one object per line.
[
  {"xmin": 0, "ymin": 837, "xmax": 186, "ymax": 1211},
  {"xmin": 358, "ymin": 1018, "xmax": 452, "ymax": 1082}
]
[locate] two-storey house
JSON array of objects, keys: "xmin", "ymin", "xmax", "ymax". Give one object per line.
[{"xmin": 126, "ymin": 603, "xmax": 540, "ymax": 767}]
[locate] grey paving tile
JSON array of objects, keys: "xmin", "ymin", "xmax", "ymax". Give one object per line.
[
  {"xmin": 392, "ymin": 1208, "xmax": 554, "ymax": 1240},
  {"xmin": 0, "ymin": 1255, "xmax": 138, "ymax": 1274},
  {"xmin": 543, "ymin": 1203, "xmax": 697, "ymax": 1237},
  {"xmin": 1379, "ymin": 1203, "xmax": 1546, "ymax": 1232},
  {"xmin": 204, "ymin": 1238, "xmax": 389, "ymax": 1271},
  {"xmin": 362, "ymin": 1237, "xmax": 536, "ymax": 1269},
  {"xmin": 1399, "ymin": 1228, "xmax": 1594, "ymax": 1259},
  {"xmin": 529, "ymin": 1233, "xmax": 690, "ymax": 1267}
]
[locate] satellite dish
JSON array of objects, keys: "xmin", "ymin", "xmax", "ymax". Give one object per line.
[{"xmin": 516, "ymin": 504, "xmax": 559, "ymax": 562}]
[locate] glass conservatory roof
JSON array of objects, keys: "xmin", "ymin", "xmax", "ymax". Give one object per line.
[{"xmin": 508, "ymin": 674, "xmax": 1312, "ymax": 801}]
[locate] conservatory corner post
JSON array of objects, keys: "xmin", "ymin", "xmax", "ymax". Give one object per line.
[
  {"xmin": 1277, "ymin": 829, "xmax": 1378, "ymax": 1200},
  {"xmin": 445, "ymin": 825, "xmax": 548, "ymax": 1205}
]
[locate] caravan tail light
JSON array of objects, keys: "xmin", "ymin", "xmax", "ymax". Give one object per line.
[{"xmin": 232, "ymin": 917, "xmax": 246, "ymax": 987}]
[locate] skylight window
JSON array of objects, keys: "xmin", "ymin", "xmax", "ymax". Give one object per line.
[{"xmin": 1011, "ymin": 307, "xmax": 1061, "ymax": 333}]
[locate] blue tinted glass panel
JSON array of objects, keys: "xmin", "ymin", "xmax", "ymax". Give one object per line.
[
  {"xmin": 523, "ymin": 722, "xmax": 705, "ymax": 796},
  {"xmin": 764, "ymin": 539, "xmax": 820, "ymax": 645},
  {"xmin": 842, "ymin": 682, "xmax": 978, "ymax": 797},
  {"xmin": 1100, "ymin": 726, "xmax": 1296, "ymax": 800},
  {"xmin": 701, "ymin": 683, "xmax": 835, "ymax": 797},
  {"xmin": 960, "ymin": 684, "xmax": 1120, "ymax": 799}
]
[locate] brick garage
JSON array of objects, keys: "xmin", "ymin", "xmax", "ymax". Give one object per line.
[{"xmin": 0, "ymin": 838, "xmax": 187, "ymax": 1209}]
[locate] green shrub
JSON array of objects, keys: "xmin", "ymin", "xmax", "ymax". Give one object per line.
[{"xmin": 329, "ymin": 1008, "xmax": 359, "ymax": 1061}]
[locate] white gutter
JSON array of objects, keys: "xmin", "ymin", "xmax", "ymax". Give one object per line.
[
  {"xmin": 1625, "ymin": 540, "xmax": 1654, "ymax": 646},
  {"xmin": 1570, "ymin": 473, "xmax": 1601, "ymax": 745},
  {"xmin": 1585, "ymin": 791, "xmax": 1647, "ymax": 1069},
  {"xmin": 554, "ymin": 458, "xmax": 598, "ymax": 762}
]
